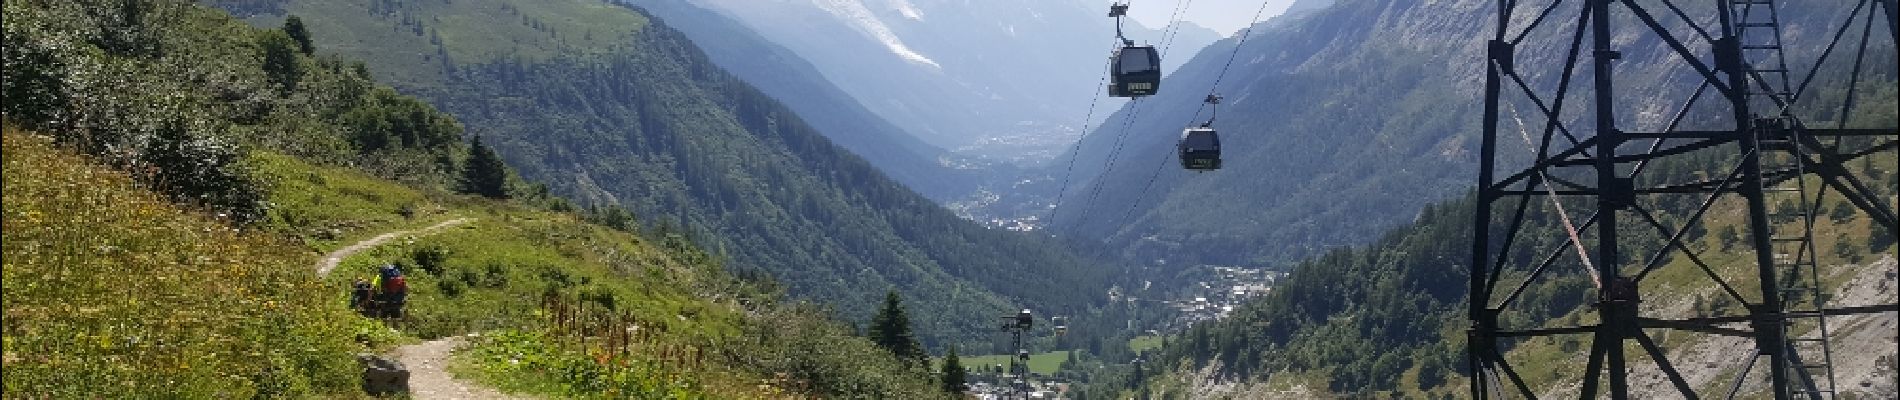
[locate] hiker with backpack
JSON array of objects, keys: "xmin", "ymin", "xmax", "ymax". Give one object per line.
[{"xmin": 374, "ymin": 264, "xmax": 408, "ymax": 319}]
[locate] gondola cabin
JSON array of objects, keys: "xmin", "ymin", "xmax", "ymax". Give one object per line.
[
  {"xmin": 1109, "ymin": 45, "xmax": 1161, "ymax": 97},
  {"xmin": 1178, "ymin": 126, "xmax": 1221, "ymax": 171}
]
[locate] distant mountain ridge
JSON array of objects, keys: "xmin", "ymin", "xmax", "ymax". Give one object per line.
[{"xmin": 624, "ymin": 0, "xmax": 977, "ymax": 200}]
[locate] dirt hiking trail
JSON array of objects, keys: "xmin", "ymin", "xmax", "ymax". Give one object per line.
[
  {"xmin": 393, "ymin": 335, "xmax": 524, "ymax": 400},
  {"xmin": 315, "ymin": 218, "xmax": 470, "ymax": 277},
  {"xmin": 312, "ymin": 218, "xmax": 522, "ymax": 399}
]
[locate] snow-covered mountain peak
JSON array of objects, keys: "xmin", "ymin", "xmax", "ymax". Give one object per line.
[{"xmin": 812, "ymin": 0, "xmax": 940, "ymax": 67}]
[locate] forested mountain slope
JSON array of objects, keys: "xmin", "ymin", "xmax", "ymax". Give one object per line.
[
  {"xmin": 220, "ymin": 0, "xmax": 1122, "ymax": 346},
  {"xmin": 618, "ymin": 0, "xmax": 976, "ymax": 200}
]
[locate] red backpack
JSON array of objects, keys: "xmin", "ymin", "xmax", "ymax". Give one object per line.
[{"xmin": 383, "ymin": 276, "xmax": 407, "ymax": 294}]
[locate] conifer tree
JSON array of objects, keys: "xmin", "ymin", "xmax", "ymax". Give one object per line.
[
  {"xmin": 939, "ymin": 345, "xmax": 967, "ymax": 394},
  {"xmin": 868, "ymin": 290, "xmax": 928, "ymax": 365},
  {"xmin": 460, "ymin": 136, "xmax": 509, "ymax": 198},
  {"xmin": 282, "ymin": 15, "xmax": 314, "ymax": 55},
  {"xmin": 258, "ymin": 31, "xmax": 302, "ymax": 92},
  {"xmin": 1872, "ymin": 222, "xmax": 1896, "ymax": 252}
]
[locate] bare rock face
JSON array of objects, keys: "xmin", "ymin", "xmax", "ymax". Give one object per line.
[{"xmin": 359, "ymin": 353, "xmax": 410, "ymax": 395}]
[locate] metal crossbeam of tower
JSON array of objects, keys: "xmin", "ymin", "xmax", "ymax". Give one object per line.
[{"xmin": 1467, "ymin": 0, "xmax": 1899, "ymax": 399}]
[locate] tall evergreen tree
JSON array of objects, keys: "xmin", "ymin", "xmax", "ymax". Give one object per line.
[
  {"xmin": 940, "ymin": 345, "xmax": 967, "ymax": 394},
  {"xmin": 282, "ymin": 15, "xmax": 313, "ymax": 55},
  {"xmin": 460, "ymin": 136, "xmax": 509, "ymax": 198},
  {"xmin": 257, "ymin": 31, "xmax": 302, "ymax": 92},
  {"xmin": 868, "ymin": 290, "xmax": 928, "ymax": 365}
]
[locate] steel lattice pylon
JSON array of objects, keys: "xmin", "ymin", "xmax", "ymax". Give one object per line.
[{"xmin": 1467, "ymin": 0, "xmax": 1900, "ymax": 399}]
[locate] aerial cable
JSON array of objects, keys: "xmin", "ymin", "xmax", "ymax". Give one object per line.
[
  {"xmin": 1073, "ymin": 99, "xmax": 1152, "ymax": 219},
  {"xmin": 1205, "ymin": 0, "xmax": 1274, "ymax": 91},
  {"xmin": 1505, "ymin": 101, "xmax": 1602, "ymax": 289},
  {"xmin": 1049, "ymin": 39, "xmax": 1133, "ymax": 226},
  {"xmin": 1157, "ymin": 0, "xmax": 1198, "ymax": 56}
]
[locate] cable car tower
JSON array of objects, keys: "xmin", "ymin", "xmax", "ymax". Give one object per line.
[
  {"xmin": 1467, "ymin": 0, "xmax": 1898, "ymax": 399},
  {"xmin": 999, "ymin": 309, "xmax": 1035, "ymax": 400}
]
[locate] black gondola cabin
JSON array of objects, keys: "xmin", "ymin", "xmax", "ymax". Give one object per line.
[
  {"xmin": 1109, "ymin": 45, "xmax": 1161, "ymax": 97},
  {"xmin": 1178, "ymin": 126, "xmax": 1220, "ymax": 171}
]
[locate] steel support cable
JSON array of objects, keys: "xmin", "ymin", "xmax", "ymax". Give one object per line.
[
  {"xmin": 1158, "ymin": 0, "xmax": 1197, "ymax": 53},
  {"xmin": 1116, "ymin": 150, "xmax": 1177, "ymax": 228},
  {"xmin": 1075, "ymin": 100, "xmax": 1151, "ymax": 219},
  {"xmin": 1506, "ymin": 101, "xmax": 1603, "ymax": 288},
  {"xmin": 1204, "ymin": 0, "xmax": 1277, "ymax": 95},
  {"xmin": 1483, "ymin": 3, "xmax": 1594, "ymax": 297},
  {"xmin": 1493, "ymin": 148, "xmax": 1754, "ymax": 311},
  {"xmin": 1496, "ymin": 43, "xmax": 1754, "ymax": 319},
  {"xmin": 1488, "ymin": 53, "xmax": 1710, "ymax": 306},
  {"xmin": 1050, "ymin": 39, "xmax": 1134, "ymax": 225}
]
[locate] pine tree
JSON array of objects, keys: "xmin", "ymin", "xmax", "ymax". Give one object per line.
[
  {"xmin": 1871, "ymin": 222, "xmax": 1897, "ymax": 253},
  {"xmin": 868, "ymin": 290, "xmax": 928, "ymax": 366},
  {"xmin": 939, "ymin": 345, "xmax": 967, "ymax": 394},
  {"xmin": 258, "ymin": 31, "xmax": 303, "ymax": 92},
  {"xmin": 459, "ymin": 136, "xmax": 509, "ymax": 198},
  {"xmin": 282, "ymin": 15, "xmax": 314, "ymax": 55}
]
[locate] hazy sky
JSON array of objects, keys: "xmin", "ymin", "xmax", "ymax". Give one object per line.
[{"xmin": 1125, "ymin": 0, "xmax": 1300, "ymax": 36}]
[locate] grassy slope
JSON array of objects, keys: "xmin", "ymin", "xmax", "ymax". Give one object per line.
[
  {"xmin": 3, "ymin": 123, "xmax": 941, "ymax": 398},
  {"xmin": 4, "ymin": 0, "xmax": 945, "ymax": 396},
  {"xmin": 2, "ymin": 129, "xmax": 362, "ymax": 398},
  {"xmin": 256, "ymin": 151, "xmax": 739, "ymax": 339},
  {"xmin": 259, "ymin": 138, "xmax": 944, "ymax": 399}
]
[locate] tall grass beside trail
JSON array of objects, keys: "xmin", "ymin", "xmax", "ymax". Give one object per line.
[{"xmin": 2, "ymin": 129, "xmax": 365, "ymax": 398}]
